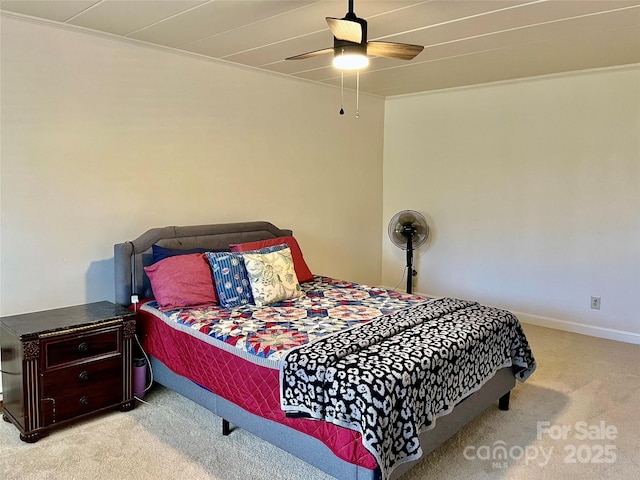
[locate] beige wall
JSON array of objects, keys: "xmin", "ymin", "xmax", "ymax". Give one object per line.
[
  {"xmin": 0, "ymin": 16, "xmax": 385, "ymax": 316},
  {"xmin": 383, "ymin": 67, "xmax": 640, "ymax": 343},
  {"xmin": 2, "ymin": 14, "xmax": 638, "ymax": 349}
]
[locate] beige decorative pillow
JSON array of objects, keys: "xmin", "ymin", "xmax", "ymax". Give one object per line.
[{"xmin": 242, "ymin": 247, "xmax": 303, "ymax": 306}]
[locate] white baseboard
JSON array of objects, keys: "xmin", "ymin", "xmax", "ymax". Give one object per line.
[
  {"xmin": 512, "ymin": 310, "xmax": 640, "ymax": 345},
  {"xmin": 380, "ymin": 286, "xmax": 640, "ymax": 345}
]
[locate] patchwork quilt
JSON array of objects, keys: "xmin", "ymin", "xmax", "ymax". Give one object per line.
[
  {"xmin": 280, "ymin": 297, "xmax": 536, "ymax": 480},
  {"xmin": 140, "ymin": 276, "xmax": 430, "ymax": 369}
]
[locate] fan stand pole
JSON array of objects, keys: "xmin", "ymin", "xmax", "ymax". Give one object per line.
[{"xmin": 406, "ymin": 234, "xmax": 414, "ymax": 294}]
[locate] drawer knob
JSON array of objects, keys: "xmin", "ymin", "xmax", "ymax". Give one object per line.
[
  {"xmin": 78, "ymin": 371, "xmax": 89, "ymax": 382},
  {"xmin": 77, "ymin": 342, "xmax": 89, "ymax": 353},
  {"xmin": 79, "ymin": 396, "xmax": 89, "ymax": 406}
]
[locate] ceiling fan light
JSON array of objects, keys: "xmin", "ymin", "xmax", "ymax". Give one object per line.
[
  {"xmin": 333, "ymin": 46, "xmax": 369, "ymax": 70},
  {"xmin": 333, "ymin": 53, "xmax": 369, "ymax": 70}
]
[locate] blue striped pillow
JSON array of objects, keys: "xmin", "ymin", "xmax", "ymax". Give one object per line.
[{"xmin": 206, "ymin": 252, "xmax": 253, "ymax": 308}]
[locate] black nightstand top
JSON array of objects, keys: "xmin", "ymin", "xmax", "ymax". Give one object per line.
[{"xmin": 0, "ymin": 301, "xmax": 135, "ymax": 339}]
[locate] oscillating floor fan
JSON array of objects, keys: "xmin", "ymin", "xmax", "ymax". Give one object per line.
[{"xmin": 388, "ymin": 210, "xmax": 430, "ymax": 294}]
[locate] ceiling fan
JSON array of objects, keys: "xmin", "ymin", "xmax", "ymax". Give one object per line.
[{"xmin": 286, "ymin": 0, "xmax": 424, "ymax": 70}]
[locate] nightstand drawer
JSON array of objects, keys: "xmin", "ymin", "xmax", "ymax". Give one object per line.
[
  {"xmin": 42, "ymin": 327, "xmax": 121, "ymax": 370},
  {"xmin": 41, "ymin": 358, "xmax": 123, "ymax": 425}
]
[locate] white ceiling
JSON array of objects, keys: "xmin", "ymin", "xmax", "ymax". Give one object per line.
[{"xmin": 2, "ymin": 0, "xmax": 639, "ymax": 96}]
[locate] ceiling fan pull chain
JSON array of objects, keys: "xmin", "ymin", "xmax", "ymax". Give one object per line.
[
  {"xmin": 355, "ymin": 70, "xmax": 360, "ymax": 119},
  {"xmin": 340, "ymin": 71, "xmax": 345, "ymax": 115}
]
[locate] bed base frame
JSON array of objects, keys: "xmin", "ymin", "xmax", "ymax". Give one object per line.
[
  {"xmin": 114, "ymin": 221, "xmax": 516, "ymax": 480},
  {"xmin": 152, "ymin": 356, "xmax": 513, "ymax": 480}
]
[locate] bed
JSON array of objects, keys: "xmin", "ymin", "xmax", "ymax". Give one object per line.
[{"xmin": 113, "ymin": 221, "xmax": 535, "ymax": 480}]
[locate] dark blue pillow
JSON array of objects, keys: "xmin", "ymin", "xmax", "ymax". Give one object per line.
[{"xmin": 152, "ymin": 244, "xmax": 229, "ymax": 264}]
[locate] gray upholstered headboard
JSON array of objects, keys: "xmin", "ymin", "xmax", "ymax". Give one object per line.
[{"xmin": 113, "ymin": 221, "xmax": 292, "ymax": 307}]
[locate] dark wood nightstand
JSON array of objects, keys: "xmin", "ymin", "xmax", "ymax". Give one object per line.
[{"xmin": 1, "ymin": 301, "xmax": 136, "ymax": 442}]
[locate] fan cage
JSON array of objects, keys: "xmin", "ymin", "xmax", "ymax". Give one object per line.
[{"xmin": 388, "ymin": 210, "xmax": 429, "ymax": 250}]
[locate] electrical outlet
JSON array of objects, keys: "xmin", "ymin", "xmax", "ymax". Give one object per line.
[{"xmin": 590, "ymin": 296, "xmax": 601, "ymax": 310}]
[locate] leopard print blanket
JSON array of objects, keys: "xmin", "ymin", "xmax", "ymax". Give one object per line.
[{"xmin": 280, "ymin": 297, "xmax": 536, "ymax": 479}]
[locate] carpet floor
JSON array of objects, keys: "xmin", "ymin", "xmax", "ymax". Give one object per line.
[{"xmin": 1, "ymin": 323, "xmax": 638, "ymax": 480}]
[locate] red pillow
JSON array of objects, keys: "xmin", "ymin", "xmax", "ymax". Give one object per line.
[
  {"xmin": 144, "ymin": 253, "xmax": 218, "ymax": 311},
  {"xmin": 230, "ymin": 236, "xmax": 314, "ymax": 282}
]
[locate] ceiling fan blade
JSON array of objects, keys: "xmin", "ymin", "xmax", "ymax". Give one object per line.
[
  {"xmin": 286, "ymin": 47, "xmax": 334, "ymax": 61},
  {"xmin": 326, "ymin": 17, "xmax": 362, "ymax": 44},
  {"xmin": 366, "ymin": 41, "xmax": 424, "ymax": 60}
]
